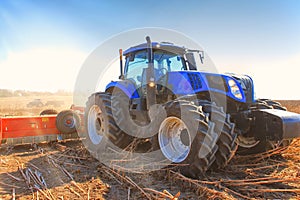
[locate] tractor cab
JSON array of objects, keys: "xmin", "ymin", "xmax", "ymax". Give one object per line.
[
  {"xmin": 118, "ymin": 42, "xmax": 205, "ymax": 102},
  {"xmin": 122, "ymin": 42, "xmax": 204, "ymax": 76}
]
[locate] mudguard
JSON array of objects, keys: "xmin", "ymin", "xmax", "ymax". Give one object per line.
[
  {"xmin": 252, "ymin": 109, "xmax": 300, "ymax": 140},
  {"xmin": 105, "ymin": 80, "xmax": 139, "ymax": 98}
]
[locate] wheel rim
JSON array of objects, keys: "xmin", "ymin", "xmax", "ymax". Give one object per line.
[
  {"xmin": 237, "ymin": 135, "xmax": 260, "ymax": 148},
  {"xmin": 158, "ymin": 117, "xmax": 191, "ymax": 163},
  {"xmin": 63, "ymin": 115, "xmax": 75, "ymax": 128},
  {"xmin": 87, "ymin": 105, "xmax": 104, "ymax": 145}
]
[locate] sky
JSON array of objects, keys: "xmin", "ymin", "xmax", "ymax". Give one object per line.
[{"xmin": 0, "ymin": 0, "xmax": 300, "ymax": 99}]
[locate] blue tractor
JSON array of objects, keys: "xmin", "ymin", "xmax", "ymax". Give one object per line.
[{"xmin": 84, "ymin": 36, "xmax": 300, "ymax": 178}]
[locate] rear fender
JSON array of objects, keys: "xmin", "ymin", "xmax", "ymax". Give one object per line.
[{"xmin": 105, "ymin": 81, "xmax": 139, "ymax": 98}]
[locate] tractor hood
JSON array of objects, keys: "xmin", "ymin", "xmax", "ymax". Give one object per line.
[{"xmin": 166, "ymin": 71, "xmax": 248, "ymax": 102}]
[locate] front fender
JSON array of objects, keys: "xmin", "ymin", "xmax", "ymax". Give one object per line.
[{"xmin": 105, "ymin": 81, "xmax": 139, "ymax": 98}]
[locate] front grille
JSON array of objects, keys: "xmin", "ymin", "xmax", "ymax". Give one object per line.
[{"xmin": 187, "ymin": 73, "xmax": 202, "ymax": 90}]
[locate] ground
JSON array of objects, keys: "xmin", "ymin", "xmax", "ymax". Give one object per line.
[
  {"xmin": 0, "ymin": 95, "xmax": 72, "ymax": 116},
  {"xmin": 0, "ymin": 96, "xmax": 300, "ymax": 199}
]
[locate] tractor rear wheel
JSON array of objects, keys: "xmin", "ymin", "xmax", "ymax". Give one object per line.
[
  {"xmin": 238, "ymin": 99, "xmax": 291, "ymax": 154},
  {"xmin": 158, "ymin": 100, "xmax": 220, "ymax": 178},
  {"xmin": 192, "ymin": 100, "xmax": 237, "ymax": 169},
  {"xmin": 110, "ymin": 90, "xmax": 163, "ymax": 152},
  {"xmin": 84, "ymin": 93, "xmax": 134, "ymax": 154}
]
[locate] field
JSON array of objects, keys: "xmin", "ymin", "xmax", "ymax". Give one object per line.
[
  {"xmin": 0, "ymin": 96, "xmax": 300, "ymax": 199},
  {"xmin": 0, "ymin": 95, "xmax": 72, "ymax": 116}
]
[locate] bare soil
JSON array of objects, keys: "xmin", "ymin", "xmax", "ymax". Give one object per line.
[{"xmin": 0, "ymin": 98, "xmax": 299, "ymax": 199}]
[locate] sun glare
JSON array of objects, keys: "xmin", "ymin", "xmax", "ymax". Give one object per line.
[{"xmin": 0, "ymin": 46, "xmax": 87, "ymax": 92}]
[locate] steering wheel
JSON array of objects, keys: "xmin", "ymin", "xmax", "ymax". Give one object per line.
[{"xmin": 156, "ymin": 68, "xmax": 168, "ymax": 76}]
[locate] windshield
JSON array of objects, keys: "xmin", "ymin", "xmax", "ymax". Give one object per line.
[{"xmin": 124, "ymin": 50, "xmax": 186, "ymax": 85}]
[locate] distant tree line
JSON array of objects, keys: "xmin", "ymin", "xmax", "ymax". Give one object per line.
[{"xmin": 0, "ymin": 89, "xmax": 72, "ymax": 97}]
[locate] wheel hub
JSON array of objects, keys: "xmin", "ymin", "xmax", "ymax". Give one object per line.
[
  {"xmin": 180, "ymin": 129, "xmax": 190, "ymax": 146},
  {"xmin": 64, "ymin": 117, "xmax": 75, "ymax": 128}
]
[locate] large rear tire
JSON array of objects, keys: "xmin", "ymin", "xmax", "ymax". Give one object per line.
[
  {"xmin": 193, "ymin": 100, "xmax": 237, "ymax": 169},
  {"xmin": 110, "ymin": 90, "xmax": 164, "ymax": 151},
  {"xmin": 158, "ymin": 100, "xmax": 220, "ymax": 178},
  {"xmin": 84, "ymin": 93, "xmax": 134, "ymax": 152}
]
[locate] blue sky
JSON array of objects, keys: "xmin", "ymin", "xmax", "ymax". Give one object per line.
[{"xmin": 0, "ymin": 0, "xmax": 300, "ymax": 99}]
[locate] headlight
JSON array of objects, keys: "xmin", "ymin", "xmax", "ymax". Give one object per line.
[{"xmin": 228, "ymin": 79, "xmax": 243, "ymax": 99}]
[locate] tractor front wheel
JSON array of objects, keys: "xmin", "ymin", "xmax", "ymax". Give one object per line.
[{"xmin": 158, "ymin": 100, "xmax": 220, "ymax": 178}]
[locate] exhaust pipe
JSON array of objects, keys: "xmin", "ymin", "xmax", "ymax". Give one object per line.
[{"xmin": 145, "ymin": 36, "xmax": 156, "ymax": 110}]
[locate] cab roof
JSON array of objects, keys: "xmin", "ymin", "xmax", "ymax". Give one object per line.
[{"xmin": 123, "ymin": 42, "xmax": 188, "ymax": 56}]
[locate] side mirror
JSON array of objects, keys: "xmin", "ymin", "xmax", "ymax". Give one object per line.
[
  {"xmin": 185, "ymin": 52, "xmax": 197, "ymax": 70},
  {"xmin": 199, "ymin": 51, "xmax": 204, "ymax": 64}
]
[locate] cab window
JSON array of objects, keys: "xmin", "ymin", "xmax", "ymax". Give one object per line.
[{"xmin": 124, "ymin": 50, "xmax": 186, "ymax": 85}]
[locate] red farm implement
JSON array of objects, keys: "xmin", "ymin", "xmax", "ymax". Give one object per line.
[{"xmin": 0, "ymin": 108, "xmax": 82, "ymax": 146}]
